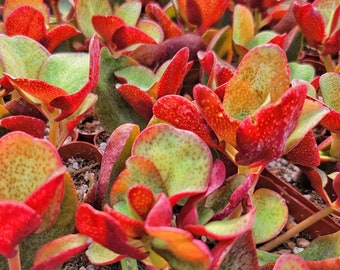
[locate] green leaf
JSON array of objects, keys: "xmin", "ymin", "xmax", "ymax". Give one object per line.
[
  {"xmin": 320, "ymin": 72, "xmax": 340, "ymax": 111},
  {"xmin": 115, "ymin": 2, "xmax": 141, "ymax": 26},
  {"xmin": 132, "ymin": 124, "xmax": 212, "ymax": 205},
  {"xmin": 233, "ymin": 4, "xmax": 254, "ymax": 47},
  {"xmin": 39, "ymin": 53, "xmax": 89, "ymax": 93},
  {"xmin": 94, "ymin": 48, "xmax": 147, "ymax": 133},
  {"xmin": 299, "ymin": 230, "xmax": 340, "ymax": 260},
  {"xmin": 115, "ymin": 66, "xmax": 157, "ymax": 90},
  {"xmin": 246, "ymin": 31, "xmax": 277, "ymax": 49},
  {"xmin": 0, "ymin": 35, "xmax": 49, "ymax": 78},
  {"xmin": 289, "ymin": 62, "xmax": 315, "ymax": 82},
  {"xmin": 86, "ymin": 242, "xmax": 122, "ymax": 265},
  {"xmin": 252, "ymin": 188, "xmax": 288, "ymax": 244},
  {"xmin": 257, "ymin": 249, "xmax": 279, "ymax": 266},
  {"xmin": 75, "ymin": 0, "xmax": 112, "ymax": 38}
]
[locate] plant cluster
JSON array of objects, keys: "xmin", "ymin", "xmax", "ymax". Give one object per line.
[{"xmin": 0, "ymin": 0, "xmax": 340, "ymax": 269}]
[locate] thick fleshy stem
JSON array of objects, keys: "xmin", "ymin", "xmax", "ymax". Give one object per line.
[
  {"xmin": 48, "ymin": 119, "xmax": 59, "ymax": 147},
  {"xmin": 319, "ymin": 54, "xmax": 335, "ymax": 72},
  {"xmin": 329, "ymin": 132, "xmax": 340, "ymax": 159},
  {"xmin": 7, "ymin": 246, "xmax": 21, "ymax": 270},
  {"xmin": 259, "ymin": 206, "xmax": 333, "ymax": 252}
]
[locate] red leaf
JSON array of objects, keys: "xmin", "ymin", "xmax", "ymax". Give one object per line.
[
  {"xmin": 112, "ymin": 25, "xmax": 157, "ymax": 50},
  {"xmin": 284, "ymin": 130, "xmax": 320, "ymax": 167},
  {"xmin": 320, "ymin": 109, "xmax": 340, "ymax": 133},
  {"xmin": 157, "ymin": 47, "xmax": 190, "ymax": 98},
  {"xmin": 92, "ymin": 15, "xmax": 125, "ymax": 46},
  {"xmin": 104, "ymin": 205, "xmax": 145, "ymax": 238},
  {"xmin": 273, "ymin": 254, "xmax": 309, "ymax": 269},
  {"xmin": 5, "ymin": 5, "xmax": 46, "ymax": 41},
  {"xmin": 128, "ymin": 184, "xmax": 155, "ymax": 219},
  {"xmin": 50, "ymin": 34, "xmax": 101, "ymax": 121},
  {"xmin": 145, "ymin": 3, "xmax": 183, "ymax": 39},
  {"xmin": 268, "ymin": 33, "xmax": 287, "ymax": 49},
  {"xmin": 32, "ymin": 234, "xmax": 90, "ymax": 270},
  {"xmin": 0, "ymin": 201, "xmax": 42, "ymax": 258},
  {"xmin": 117, "ymin": 84, "xmax": 154, "ymax": 119},
  {"xmin": 145, "ymin": 193, "xmax": 172, "ymax": 228},
  {"xmin": 41, "ymin": 24, "xmax": 80, "ymax": 52},
  {"xmin": 293, "ymin": 3, "xmax": 326, "ymax": 48},
  {"xmin": 76, "ymin": 203, "xmax": 147, "ymax": 260},
  {"xmin": 193, "ymin": 84, "xmax": 240, "ymax": 147},
  {"xmin": 322, "ymin": 28, "xmax": 340, "ymax": 56},
  {"xmin": 236, "ymin": 85, "xmax": 307, "ymax": 166},
  {"xmin": 185, "ymin": 0, "xmax": 231, "ymax": 34},
  {"xmin": 153, "ymin": 95, "xmax": 219, "ymax": 147},
  {"xmin": 0, "ymin": 115, "xmax": 46, "ymax": 138}
]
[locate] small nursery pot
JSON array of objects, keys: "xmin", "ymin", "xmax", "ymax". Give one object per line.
[{"xmin": 58, "ymin": 141, "xmax": 102, "ymax": 205}]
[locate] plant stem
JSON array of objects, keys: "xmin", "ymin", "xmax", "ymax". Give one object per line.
[
  {"xmin": 49, "ymin": 119, "xmax": 59, "ymax": 147},
  {"xmin": 259, "ymin": 206, "xmax": 333, "ymax": 252},
  {"xmin": 329, "ymin": 132, "xmax": 340, "ymax": 159},
  {"xmin": 319, "ymin": 54, "xmax": 335, "ymax": 72},
  {"xmin": 120, "ymin": 257, "xmax": 139, "ymax": 270},
  {"xmin": 7, "ymin": 246, "xmax": 21, "ymax": 270}
]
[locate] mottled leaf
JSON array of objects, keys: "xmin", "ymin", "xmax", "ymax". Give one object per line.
[
  {"xmin": 127, "ymin": 184, "xmax": 155, "ymax": 220},
  {"xmin": 233, "ymin": 4, "xmax": 255, "ymax": 47}
]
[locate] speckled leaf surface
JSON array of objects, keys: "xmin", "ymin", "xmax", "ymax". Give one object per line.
[
  {"xmin": 153, "ymin": 94, "xmax": 219, "ymax": 148},
  {"xmin": 252, "ymin": 188, "xmax": 288, "ymax": 244},
  {"xmin": 115, "ymin": 66, "xmax": 157, "ymax": 91},
  {"xmin": 115, "ymin": 2, "xmax": 141, "ymax": 26},
  {"xmin": 236, "ymin": 85, "xmax": 307, "ymax": 166},
  {"xmin": 132, "ymin": 124, "xmax": 212, "ymax": 205},
  {"xmin": 0, "ymin": 35, "xmax": 50, "ymax": 78},
  {"xmin": 223, "ymin": 44, "xmax": 290, "ymax": 121},
  {"xmin": 128, "ymin": 185, "xmax": 155, "ymax": 219},
  {"xmin": 75, "ymin": 0, "xmax": 112, "ymax": 38},
  {"xmin": 233, "ymin": 4, "xmax": 254, "ymax": 47},
  {"xmin": 32, "ymin": 234, "xmax": 90, "ymax": 270},
  {"xmin": 0, "ymin": 201, "xmax": 42, "ymax": 258},
  {"xmin": 136, "ymin": 19, "xmax": 164, "ymax": 44},
  {"xmin": 0, "ymin": 115, "xmax": 46, "ymax": 138},
  {"xmin": 289, "ymin": 62, "xmax": 315, "ymax": 82},
  {"xmin": 92, "ymin": 15, "xmax": 125, "ymax": 46},
  {"xmin": 0, "ymin": 131, "xmax": 63, "ymax": 202}
]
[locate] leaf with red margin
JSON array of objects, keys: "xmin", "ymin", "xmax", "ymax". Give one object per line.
[
  {"xmin": 273, "ymin": 254, "xmax": 309, "ymax": 270},
  {"xmin": 0, "ymin": 115, "xmax": 46, "ymax": 138},
  {"xmin": 24, "ymin": 167, "xmax": 66, "ymax": 233},
  {"xmin": 185, "ymin": 0, "xmax": 231, "ymax": 35},
  {"xmin": 132, "ymin": 124, "xmax": 212, "ymax": 205},
  {"xmin": 128, "ymin": 184, "xmax": 155, "ymax": 220},
  {"xmin": 193, "ymin": 84, "xmax": 240, "ymax": 147},
  {"xmin": 31, "ymin": 234, "xmax": 90, "ymax": 270},
  {"xmin": 236, "ymin": 85, "xmax": 307, "ymax": 166},
  {"xmin": 112, "ymin": 25, "xmax": 157, "ymax": 50},
  {"xmin": 145, "ymin": 193, "xmax": 211, "ymax": 269},
  {"xmin": 145, "ymin": 3, "xmax": 183, "ymax": 39},
  {"xmin": 104, "ymin": 205, "xmax": 145, "ymax": 238},
  {"xmin": 157, "ymin": 48, "xmax": 190, "ymax": 98},
  {"xmin": 5, "ymin": 5, "xmax": 46, "ymax": 41},
  {"xmin": 50, "ymin": 34, "xmax": 101, "ymax": 121},
  {"xmin": 293, "ymin": 3, "xmax": 326, "ymax": 48},
  {"xmin": 284, "ymin": 130, "xmax": 320, "ymax": 167},
  {"xmin": 92, "ymin": 15, "xmax": 125, "ymax": 46},
  {"xmin": 268, "ymin": 33, "xmax": 287, "ymax": 49},
  {"xmin": 185, "ymin": 208, "xmax": 256, "ymax": 241},
  {"xmin": 41, "ymin": 24, "xmax": 80, "ymax": 53},
  {"xmin": 0, "ymin": 201, "xmax": 42, "ymax": 258},
  {"xmin": 153, "ymin": 95, "xmax": 219, "ymax": 147},
  {"xmin": 75, "ymin": 203, "xmax": 147, "ymax": 260},
  {"xmin": 117, "ymin": 84, "xmax": 154, "ymax": 119},
  {"xmin": 97, "ymin": 124, "xmax": 140, "ymax": 208}
]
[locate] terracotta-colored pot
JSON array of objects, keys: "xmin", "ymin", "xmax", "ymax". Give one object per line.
[
  {"xmin": 258, "ymin": 169, "xmax": 340, "ymax": 239},
  {"xmin": 94, "ymin": 130, "xmax": 110, "ymax": 154},
  {"xmin": 58, "ymin": 141, "xmax": 102, "ymax": 205}
]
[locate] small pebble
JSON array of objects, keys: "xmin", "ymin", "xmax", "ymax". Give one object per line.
[
  {"xmin": 284, "ymin": 241, "xmax": 296, "ymax": 249},
  {"xmin": 296, "ymin": 238, "xmax": 310, "ymax": 248},
  {"xmin": 285, "ymin": 220, "xmax": 297, "ymax": 230},
  {"xmin": 72, "ymin": 162, "xmax": 79, "ymax": 170},
  {"xmin": 293, "ymin": 247, "xmax": 304, "ymax": 254},
  {"xmin": 275, "ymin": 249, "xmax": 291, "ymax": 255}
]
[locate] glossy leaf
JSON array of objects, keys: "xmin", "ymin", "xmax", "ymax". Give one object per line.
[
  {"xmin": 0, "ymin": 201, "xmax": 42, "ymax": 258},
  {"xmin": 0, "ymin": 131, "xmax": 63, "ymax": 202},
  {"xmin": 76, "ymin": 203, "xmax": 147, "ymax": 260},
  {"xmin": 153, "ymin": 94, "xmax": 218, "ymax": 147},
  {"xmin": 194, "ymin": 84, "xmax": 240, "ymax": 147},
  {"xmin": 293, "ymin": 3, "xmax": 326, "ymax": 48},
  {"xmin": 236, "ymin": 85, "xmax": 307, "ymax": 166},
  {"xmin": 132, "ymin": 124, "xmax": 212, "ymax": 205},
  {"xmin": 5, "ymin": 5, "xmax": 46, "ymax": 41},
  {"xmin": 252, "ymin": 188, "xmax": 288, "ymax": 244},
  {"xmin": 223, "ymin": 44, "xmax": 290, "ymax": 121},
  {"xmin": 75, "ymin": 0, "xmax": 112, "ymax": 38},
  {"xmin": 32, "ymin": 234, "xmax": 90, "ymax": 270},
  {"xmin": 0, "ymin": 115, "xmax": 46, "ymax": 138}
]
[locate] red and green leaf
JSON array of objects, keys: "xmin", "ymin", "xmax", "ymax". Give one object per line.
[
  {"xmin": 0, "ymin": 115, "xmax": 46, "ymax": 138},
  {"xmin": 273, "ymin": 254, "xmax": 309, "ymax": 270}
]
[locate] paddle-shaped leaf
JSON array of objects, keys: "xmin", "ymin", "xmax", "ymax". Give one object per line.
[
  {"xmin": 132, "ymin": 124, "xmax": 212, "ymax": 205},
  {"xmin": 128, "ymin": 184, "xmax": 155, "ymax": 220},
  {"xmin": 76, "ymin": 203, "xmax": 147, "ymax": 260},
  {"xmin": 0, "ymin": 201, "xmax": 42, "ymax": 258},
  {"xmin": 273, "ymin": 254, "xmax": 309, "ymax": 270},
  {"xmin": 236, "ymin": 85, "xmax": 307, "ymax": 166},
  {"xmin": 32, "ymin": 234, "xmax": 90, "ymax": 270}
]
